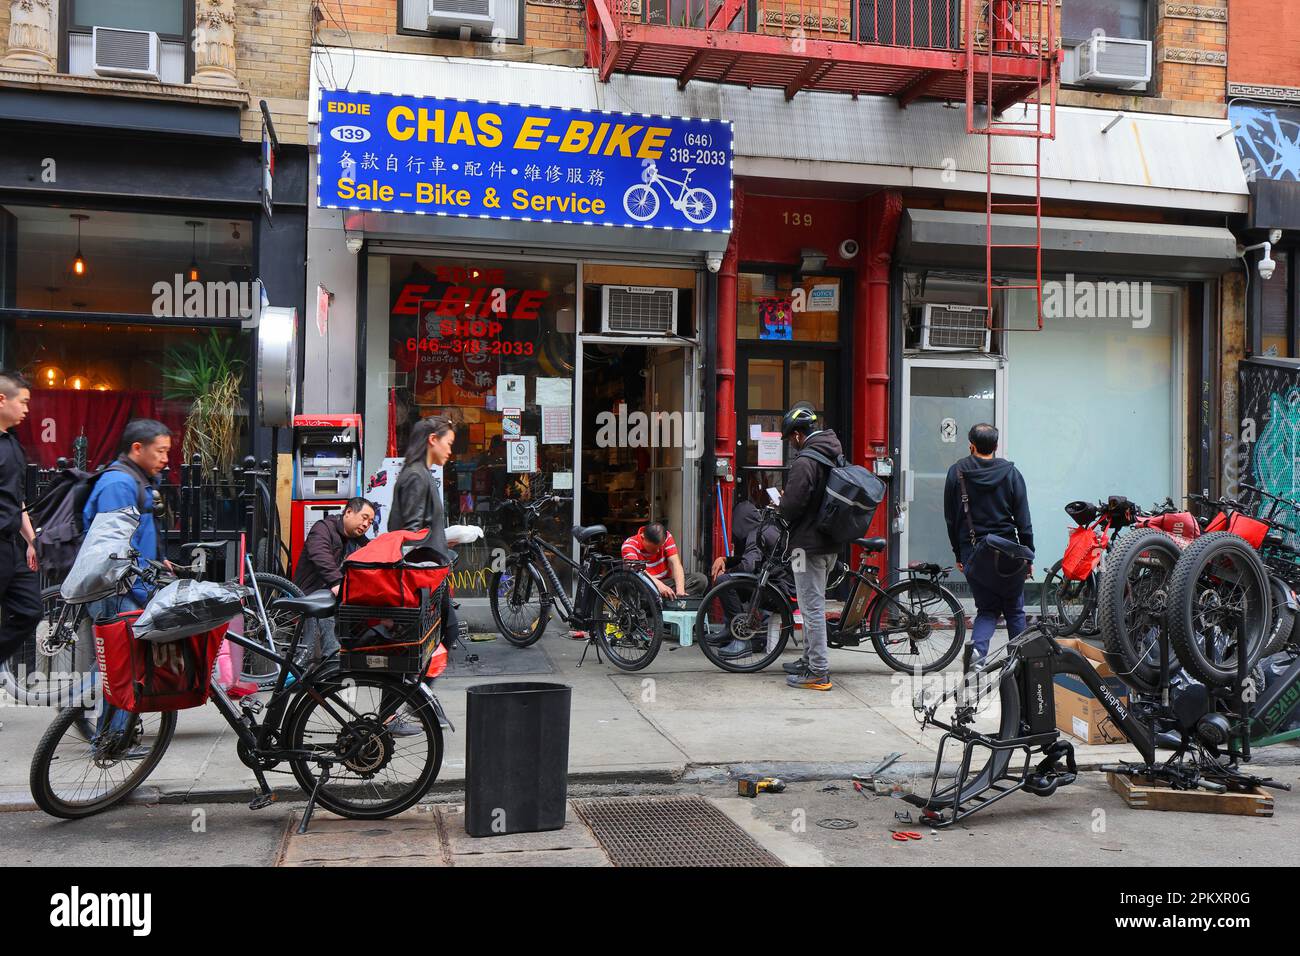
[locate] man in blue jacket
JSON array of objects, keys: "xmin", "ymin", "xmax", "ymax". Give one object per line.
[{"xmin": 82, "ymin": 419, "xmax": 171, "ymax": 618}]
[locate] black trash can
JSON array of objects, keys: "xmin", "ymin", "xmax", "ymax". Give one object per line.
[{"xmin": 464, "ymin": 682, "xmax": 571, "ymax": 837}]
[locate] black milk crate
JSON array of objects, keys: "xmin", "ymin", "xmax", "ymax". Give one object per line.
[{"xmin": 337, "ymin": 586, "xmax": 443, "ymax": 675}]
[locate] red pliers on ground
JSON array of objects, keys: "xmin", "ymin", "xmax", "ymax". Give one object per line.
[{"xmin": 891, "ymin": 830, "xmax": 922, "ymax": 842}]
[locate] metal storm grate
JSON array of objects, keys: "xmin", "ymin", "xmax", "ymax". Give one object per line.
[{"xmin": 572, "ymin": 796, "xmax": 784, "ymax": 867}]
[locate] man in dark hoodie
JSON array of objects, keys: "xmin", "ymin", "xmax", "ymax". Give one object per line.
[
  {"xmin": 943, "ymin": 423, "xmax": 1033, "ymax": 665},
  {"xmin": 777, "ymin": 403, "xmax": 843, "ymax": 691}
]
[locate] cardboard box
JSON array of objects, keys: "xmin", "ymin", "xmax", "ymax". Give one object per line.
[{"xmin": 1053, "ymin": 638, "xmax": 1129, "ymax": 745}]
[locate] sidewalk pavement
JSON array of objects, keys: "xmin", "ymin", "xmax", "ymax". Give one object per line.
[{"xmin": 0, "ymin": 630, "xmax": 1157, "ymax": 811}]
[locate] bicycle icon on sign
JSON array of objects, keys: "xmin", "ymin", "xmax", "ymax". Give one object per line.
[{"xmin": 623, "ymin": 160, "xmax": 718, "ymax": 225}]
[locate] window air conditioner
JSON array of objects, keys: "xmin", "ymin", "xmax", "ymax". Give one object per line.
[
  {"xmin": 601, "ymin": 286, "xmax": 678, "ymax": 336},
  {"xmin": 1076, "ymin": 35, "xmax": 1152, "ymax": 90},
  {"xmin": 428, "ymin": 0, "xmax": 496, "ymax": 37},
  {"xmin": 92, "ymin": 26, "xmax": 162, "ymax": 81},
  {"xmin": 920, "ymin": 304, "xmax": 991, "ymax": 352}
]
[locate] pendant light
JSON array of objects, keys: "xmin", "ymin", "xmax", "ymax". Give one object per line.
[
  {"xmin": 186, "ymin": 220, "xmax": 204, "ymax": 282},
  {"xmin": 70, "ymin": 214, "xmax": 89, "ymax": 277}
]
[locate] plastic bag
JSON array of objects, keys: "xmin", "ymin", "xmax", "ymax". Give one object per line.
[
  {"xmin": 132, "ymin": 578, "xmax": 250, "ymax": 644},
  {"xmin": 59, "ymin": 507, "xmax": 139, "ymax": 605}
]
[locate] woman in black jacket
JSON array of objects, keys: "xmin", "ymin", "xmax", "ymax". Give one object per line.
[
  {"xmin": 388, "ymin": 415, "xmax": 456, "ymax": 550},
  {"xmin": 387, "ymin": 415, "xmax": 461, "ymax": 672}
]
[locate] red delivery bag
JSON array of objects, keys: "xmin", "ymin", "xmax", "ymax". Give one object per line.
[
  {"xmin": 1228, "ymin": 512, "xmax": 1269, "ymax": 548},
  {"xmin": 1060, "ymin": 525, "xmax": 1108, "ymax": 581},
  {"xmin": 341, "ymin": 529, "xmax": 452, "ymax": 608},
  {"xmin": 93, "ymin": 610, "xmax": 226, "ymax": 713}
]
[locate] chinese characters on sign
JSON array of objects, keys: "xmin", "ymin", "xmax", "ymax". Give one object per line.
[{"xmin": 317, "ymin": 90, "xmax": 734, "ymax": 232}]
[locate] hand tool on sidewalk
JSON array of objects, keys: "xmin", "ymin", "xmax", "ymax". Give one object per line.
[
  {"xmin": 737, "ymin": 776, "xmax": 786, "ymax": 798},
  {"xmin": 852, "ymin": 752, "xmax": 903, "ymax": 785}
]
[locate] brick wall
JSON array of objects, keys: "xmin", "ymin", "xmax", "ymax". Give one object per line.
[
  {"xmin": 1152, "ymin": 2, "xmax": 1227, "ymax": 105},
  {"xmin": 1228, "ymin": 0, "xmax": 1300, "ymax": 89},
  {"xmin": 237, "ymin": 0, "xmax": 314, "ymax": 143}
]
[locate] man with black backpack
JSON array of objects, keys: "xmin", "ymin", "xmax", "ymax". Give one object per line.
[{"xmin": 777, "ymin": 403, "xmax": 843, "ymax": 691}]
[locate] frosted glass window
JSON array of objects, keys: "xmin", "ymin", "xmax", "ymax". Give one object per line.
[{"xmin": 1006, "ymin": 285, "xmax": 1180, "ymax": 574}]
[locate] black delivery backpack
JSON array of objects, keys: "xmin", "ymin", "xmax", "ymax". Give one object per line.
[{"xmin": 797, "ymin": 448, "xmax": 886, "ymax": 545}]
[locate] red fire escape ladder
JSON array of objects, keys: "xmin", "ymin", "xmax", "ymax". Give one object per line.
[{"xmin": 966, "ymin": 0, "xmax": 1059, "ymax": 333}]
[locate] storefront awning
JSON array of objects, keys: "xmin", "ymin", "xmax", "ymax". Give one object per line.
[{"xmin": 898, "ymin": 209, "xmax": 1241, "ymax": 279}]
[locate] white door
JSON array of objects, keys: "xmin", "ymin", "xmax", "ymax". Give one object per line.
[{"xmin": 899, "ymin": 356, "xmax": 1007, "ymax": 583}]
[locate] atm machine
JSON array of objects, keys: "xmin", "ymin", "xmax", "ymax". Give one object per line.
[{"xmin": 290, "ymin": 413, "xmax": 363, "ymax": 568}]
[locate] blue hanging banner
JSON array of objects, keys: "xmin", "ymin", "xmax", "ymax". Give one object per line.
[{"xmin": 317, "ymin": 89, "xmax": 734, "ymax": 233}]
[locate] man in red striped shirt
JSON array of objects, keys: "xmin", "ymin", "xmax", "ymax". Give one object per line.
[{"xmin": 621, "ymin": 523, "xmax": 707, "ymax": 600}]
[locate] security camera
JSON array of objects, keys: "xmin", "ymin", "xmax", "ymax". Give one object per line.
[
  {"xmin": 345, "ymin": 235, "xmax": 363, "ymax": 255},
  {"xmin": 838, "ymin": 239, "xmax": 860, "ymax": 260},
  {"xmin": 1269, "ymin": 229, "xmax": 1283, "ymax": 244},
  {"xmin": 1259, "ymin": 254, "xmax": 1277, "ymax": 280},
  {"xmin": 706, "ymin": 255, "xmax": 722, "ymax": 274}
]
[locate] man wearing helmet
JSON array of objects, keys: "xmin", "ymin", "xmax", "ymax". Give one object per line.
[{"xmin": 776, "ymin": 402, "xmax": 842, "ymax": 691}]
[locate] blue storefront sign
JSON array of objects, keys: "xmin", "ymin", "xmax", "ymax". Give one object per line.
[{"xmin": 317, "ymin": 89, "xmax": 734, "ymax": 232}]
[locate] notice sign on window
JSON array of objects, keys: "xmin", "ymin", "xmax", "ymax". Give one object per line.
[
  {"xmin": 757, "ymin": 432, "xmax": 783, "ymax": 467},
  {"xmin": 506, "ymin": 436, "xmax": 537, "ymax": 473}
]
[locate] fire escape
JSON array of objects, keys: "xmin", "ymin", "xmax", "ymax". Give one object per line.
[{"xmin": 583, "ymin": 0, "xmax": 1060, "ymax": 323}]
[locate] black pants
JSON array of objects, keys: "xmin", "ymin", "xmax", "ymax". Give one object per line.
[{"xmin": 0, "ymin": 536, "xmax": 42, "ymax": 668}]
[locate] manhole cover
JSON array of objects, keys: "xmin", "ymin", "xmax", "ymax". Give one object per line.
[
  {"xmin": 572, "ymin": 796, "xmax": 783, "ymax": 867},
  {"xmin": 816, "ymin": 818, "xmax": 858, "ymax": 830}
]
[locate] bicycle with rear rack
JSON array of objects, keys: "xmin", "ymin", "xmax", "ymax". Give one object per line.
[
  {"xmin": 489, "ymin": 494, "xmax": 664, "ymax": 671},
  {"xmin": 694, "ymin": 507, "xmax": 965, "ymax": 674},
  {"xmin": 29, "ymin": 549, "xmax": 451, "ymax": 831},
  {"xmin": 0, "ymin": 542, "xmax": 304, "ymax": 708}
]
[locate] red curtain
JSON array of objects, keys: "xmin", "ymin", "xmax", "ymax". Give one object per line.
[{"xmin": 16, "ymin": 390, "xmax": 186, "ymax": 473}]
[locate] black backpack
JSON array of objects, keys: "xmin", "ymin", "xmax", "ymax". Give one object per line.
[
  {"xmin": 796, "ymin": 448, "xmax": 886, "ymax": 545},
  {"xmin": 30, "ymin": 463, "xmax": 150, "ymax": 580}
]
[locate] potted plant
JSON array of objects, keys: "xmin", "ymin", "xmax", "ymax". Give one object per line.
[{"xmin": 161, "ymin": 330, "xmax": 246, "ymax": 476}]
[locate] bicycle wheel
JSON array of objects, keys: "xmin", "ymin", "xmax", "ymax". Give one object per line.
[
  {"xmin": 0, "ymin": 587, "xmax": 97, "ymax": 707},
  {"xmin": 623, "ymin": 183, "xmax": 659, "ymax": 221},
  {"xmin": 1262, "ymin": 576, "xmax": 1295, "ymax": 658},
  {"xmin": 695, "ymin": 577, "xmax": 794, "ymax": 673},
  {"xmin": 1098, "ymin": 528, "xmax": 1183, "ymax": 692},
  {"xmin": 29, "ymin": 705, "xmax": 177, "ymax": 819},
  {"xmin": 285, "ymin": 673, "xmax": 443, "ymax": 819},
  {"xmin": 241, "ymin": 573, "xmax": 305, "ymax": 688},
  {"xmin": 489, "ymin": 560, "xmax": 550, "ymax": 647},
  {"xmin": 867, "ymin": 578, "xmax": 965, "ymax": 674},
  {"xmin": 1166, "ymin": 532, "xmax": 1271, "ymax": 688},
  {"xmin": 1039, "ymin": 561, "xmax": 1096, "ymax": 638},
  {"xmin": 682, "ymin": 187, "xmax": 717, "ymax": 224},
  {"xmin": 591, "ymin": 569, "xmax": 662, "ymax": 671}
]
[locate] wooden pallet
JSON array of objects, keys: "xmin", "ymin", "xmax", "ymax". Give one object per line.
[{"xmin": 1107, "ymin": 773, "xmax": 1274, "ymax": 817}]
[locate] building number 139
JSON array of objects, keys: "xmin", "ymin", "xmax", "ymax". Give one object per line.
[{"xmin": 782, "ymin": 211, "xmax": 813, "ymax": 227}]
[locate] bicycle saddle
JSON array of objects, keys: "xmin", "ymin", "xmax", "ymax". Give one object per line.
[
  {"xmin": 271, "ymin": 590, "xmax": 338, "ymax": 619},
  {"xmin": 855, "ymin": 537, "xmax": 887, "ymax": 552},
  {"xmin": 571, "ymin": 524, "xmax": 607, "ymax": 544},
  {"xmin": 683, "ymin": 167, "xmax": 696, "ymax": 174}
]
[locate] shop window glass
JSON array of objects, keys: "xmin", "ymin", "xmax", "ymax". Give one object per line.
[
  {"xmin": 747, "ymin": 358, "xmax": 783, "ymax": 408},
  {"xmin": 1061, "ymin": 0, "xmax": 1147, "ymax": 42},
  {"xmin": 1006, "ymin": 284, "xmax": 1179, "ymax": 574},
  {"xmin": 382, "ymin": 254, "xmax": 577, "ymax": 598},
  {"xmin": 738, "ymin": 271, "xmax": 840, "ymax": 342},
  {"xmin": 4, "ymin": 318, "xmax": 244, "ymax": 477},
  {"xmin": 72, "ymin": 0, "xmax": 184, "ymax": 35},
  {"xmin": 789, "ymin": 359, "xmax": 825, "ymax": 408},
  {"xmin": 1260, "ymin": 249, "xmax": 1291, "ymax": 358},
  {"xmin": 0, "ymin": 205, "xmax": 253, "ymax": 316}
]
